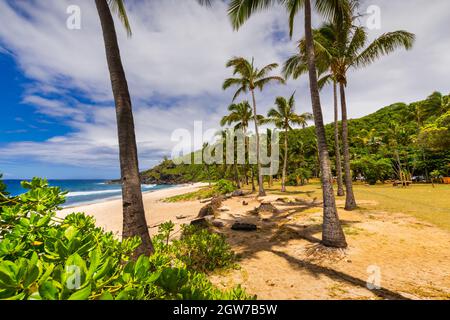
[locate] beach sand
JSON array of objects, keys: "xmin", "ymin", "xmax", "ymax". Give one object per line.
[
  {"xmin": 59, "ymin": 182, "xmax": 208, "ymax": 237},
  {"xmin": 59, "ymin": 183, "xmax": 450, "ymax": 299}
]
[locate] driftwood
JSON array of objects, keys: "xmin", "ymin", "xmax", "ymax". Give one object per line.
[
  {"xmin": 190, "ymin": 217, "xmax": 209, "ymax": 228},
  {"xmin": 197, "ymin": 196, "xmax": 223, "ymax": 218}
]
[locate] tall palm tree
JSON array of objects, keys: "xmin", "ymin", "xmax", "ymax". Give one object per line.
[
  {"xmin": 215, "ymin": 128, "xmax": 241, "ymax": 187},
  {"xmin": 295, "ymin": 16, "xmax": 415, "ymax": 209},
  {"xmin": 223, "ymin": 57, "xmax": 285, "ymax": 197},
  {"xmin": 228, "ymin": 0, "xmax": 349, "ymax": 248},
  {"xmin": 220, "ymin": 101, "xmax": 264, "ymax": 186},
  {"xmin": 95, "ymin": 0, "xmax": 153, "ymax": 257},
  {"xmin": 264, "ymin": 93, "xmax": 313, "ymax": 192},
  {"xmin": 283, "ymin": 33, "xmax": 345, "ymax": 197}
]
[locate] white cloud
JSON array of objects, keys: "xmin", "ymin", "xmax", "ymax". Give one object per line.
[{"xmin": 0, "ymin": 0, "xmax": 449, "ymax": 174}]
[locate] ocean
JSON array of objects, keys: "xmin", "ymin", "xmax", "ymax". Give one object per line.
[{"xmin": 3, "ymin": 179, "xmax": 173, "ymax": 207}]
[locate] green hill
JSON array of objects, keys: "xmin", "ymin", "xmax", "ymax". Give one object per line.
[{"xmin": 142, "ymin": 92, "xmax": 450, "ymax": 185}]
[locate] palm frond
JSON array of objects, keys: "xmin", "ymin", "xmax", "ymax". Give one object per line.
[
  {"xmin": 354, "ymin": 31, "xmax": 415, "ymax": 68},
  {"xmin": 223, "ymin": 78, "xmax": 244, "ymax": 90},
  {"xmin": 318, "ymin": 73, "xmax": 333, "ymax": 90},
  {"xmin": 287, "ymin": 0, "xmax": 304, "ymax": 38},
  {"xmin": 283, "ymin": 54, "xmax": 308, "ymax": 80},
  {"xmin": 232, "ymin": 86, "xmax": 247, "ymax": 101},
  {"xmin": 254, "ymin": 76, "xmax": 285, "ymax": 90},
  {"xmin": 196, "ymin": 0, "xmax": 212, "ymax": 6},
  {"xmin": 108, "ymin": 0, "xmax": 132, "ymax": 37},
  {"xmin": 345, "ymin": 26, "xmax": 367, "ymax": 59},
  {"xmin": 257, "ymin": 63, "xmax": 279, "ymax": 78},
  {"xmin": 227, "ymin": 0, "xmax": 283, "ymax": 30}
]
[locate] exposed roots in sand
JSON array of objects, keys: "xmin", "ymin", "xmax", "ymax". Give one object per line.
[{"xmin": 303, "ymin": 244, "xmax": 348, "ymax": 264}]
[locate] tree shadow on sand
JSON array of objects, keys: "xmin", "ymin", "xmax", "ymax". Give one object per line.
[
  {"xmin": 271, "ymin": 249, "xmax": 410, "ymax": 300},
  {"xmin": 219, "ymin": 197, "xmax": 410, "ymax": 300}
]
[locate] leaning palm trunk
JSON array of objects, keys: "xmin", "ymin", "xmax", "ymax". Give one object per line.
[
  {"xmin": 304, "ymin": 0, "xmax": 347, "ymax": 248},
  {"xmin": 95, "ymin": 0, "xmax": 153, "ymax": 257},
  {"xmin": 251, "ymin": 90, "xmax": 266, "ymax": 196},
  {"xmin": 281, "ymin": 129, "xmax": 288, "ymax": 192},
  {"xmin": 339, "ymin": 83, "xmax": 357, "ymax": 210},
  {"xmin": 333, "ymin": 82, "xmax": 345, "ymax": 197}
]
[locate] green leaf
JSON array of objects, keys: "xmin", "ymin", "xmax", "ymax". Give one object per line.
[
  {"xmin": 98, "ymin": 291, "xmax": 114, "ymax": 300},
  {"xmin": 39, "ymin": 281, "xmax": 59, "ymax": 300},
  {"xmin": 0, "ymin": 261, "xmax": 18, "ymax": 287},
  {"xmin": 68, "ymin": 284, "xmax": 91, "ymax": 300},
  {"xmin": 64, "ymin": 226, "xmax": 77, "ymax": 241}
]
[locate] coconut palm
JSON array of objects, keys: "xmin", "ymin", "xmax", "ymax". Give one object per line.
[
  {"xmin": 264, "ymin": 93, "xmax": 313, "ymax": 192},
  {"xmin": 424, "ymin": 92, "xmax": 450, "ymax": 116},
  {"xmin": 223, "ymin": 57, "xmax": 285, "ymax": 197},
  {"xmin": 96, "ymin": 0, "xmax": 214, "ymax": 258},
  {"xmin": 95, "ymin": 0, "xmax": 153, "ymax": 257},
  {"xmin": 214, "ymin": 128, "xmax": 240, "ymax": 187},
  {"xmin": 227, "ymin": 0, "xmax": 349, "ymax": 248},
  {"xmin": 283, "ymin": 36, "xmax": 345, "ymax": 197},
  {"xmin": 295, "ymin": 17, "xmax": 414, "ymax": 209},
  {"xmin": 220, "ymin": 101, "xmax": 264, "ymax": 186}
]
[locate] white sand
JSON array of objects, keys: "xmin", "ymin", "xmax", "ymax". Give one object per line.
[{"xmin": 58, "ymin": 183, "xmax": 208, "ymax": 237}]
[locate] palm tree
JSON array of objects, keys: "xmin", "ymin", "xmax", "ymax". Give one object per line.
[
  {"xmin": 202, "ymin": 142, "xmax": 212, "ymax": 186},
  {"xmin": 95, "ymin": 0, "xmax": 153, "ymax": 257},
  {"xmin": 220, "ymin": 101, "xmax": 264, "ymax": 186},
  {"xmin": 424, "ymin": 92, "xmax": 450, "ymax": 116},
  {"xmin": 283, "ymin": 34, "xmax": 345, "ymax": 197},
  {"xmin": 264, "ymin": 93, "xmax": 313, "ymax": 192},
  {"xmin": 297, "ymin": 16, "xmax": 414, "ymax": 209},
  {"xmin": 228, "ymin": 0, "xmax": 349, "ymax": 248},
  {"xmin": 223, "ymin": 57, "xmax": 285, "ymax": 197}
]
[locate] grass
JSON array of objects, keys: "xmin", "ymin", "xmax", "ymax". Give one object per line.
[
  {"xmin": 243, "ymin": 180, "xmax": 450, "ymax": 231},
  {"xmin": 163, "ymin": 186, "xmax": 217, "ymax": 202}
]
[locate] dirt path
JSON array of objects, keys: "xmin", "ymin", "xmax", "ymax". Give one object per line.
[{"xmin": 209, "ymin": 194, "xmax": 450, "ymax": 300}]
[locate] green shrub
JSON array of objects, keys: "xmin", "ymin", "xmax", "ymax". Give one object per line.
[
  {"xmin": 0, "ymin": 178, "xmax": 254, "ymax": 300},
  {"xmin": 215, "ymin": 179, "xmax": 236, "ymax": 194},
  {"xmin": 164, "ymin": 179, "xmax": 236, "ymax": 203},
  {"xmin": 351, "ymin": 156, "xmax": 394, "ymax": 185},
  {"xmin": 175, "ymin": 225, "xmax": 235, "ymax": 272}
]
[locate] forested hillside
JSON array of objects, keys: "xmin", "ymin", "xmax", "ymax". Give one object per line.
[{"xmin": 142, "ymin": 92, "xmax": 450, "ymax": 185}]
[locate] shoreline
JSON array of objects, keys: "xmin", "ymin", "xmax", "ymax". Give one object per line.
[
  {"xmin": 58, "ymin": 182, "xmax": 208, "ymax": 236},
  {"xmin": 61, "ymin": 183, "xmax": 180, "ymax": 209}
]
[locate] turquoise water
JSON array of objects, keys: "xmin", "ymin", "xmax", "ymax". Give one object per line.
[{"xmin": 3, "ymin": 180, "xmax": 173, "ymax": 207}]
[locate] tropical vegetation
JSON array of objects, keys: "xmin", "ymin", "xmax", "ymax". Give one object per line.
[{"xmin": 0, "ymin": 178, "xmax": 251, "ymax": 300}]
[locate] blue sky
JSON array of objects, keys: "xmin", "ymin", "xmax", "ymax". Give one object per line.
[{"xmin": 0, "ymin": 0, "xmax": 449, "ymax": 179}]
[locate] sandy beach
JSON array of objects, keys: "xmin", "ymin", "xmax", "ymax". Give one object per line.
[
  {"xmin": 59, "ymin": 183, "xmax": 208, "ymax": 237},
  {"xmin": 58, "ymin": 182, "xmax": 450, "ymax": 299}
]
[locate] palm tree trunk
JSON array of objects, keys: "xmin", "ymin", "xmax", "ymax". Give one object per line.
[
  {"xmin": 251, "ymin": 89, "xmax": 266, "ymax": 196},
  {"xmin": 244, "ymin": 127, "xmax": 249, "ymax": 185},
  {"xmin": 95, "ymin": 0, "xmax": 153, "ymax": 258},
  {"xmin": 339, "ymin": 83, "xmax": 357, "ymax": 210},
  {"xmin": 234, "ymin": 163, "xmax": 241, "ymax": 189},
  {"xmin": 304, "ymin": 0, "xmax": 347, "ymax": 248},
  {"xmin": 333, "ymin": 82, "xmax": 345, "ymax": 197},
  {"xmin": 251, "ymin": 165, "xmax": 256, "ymax": 192},
  {"xmin": 281, "ymin": 128, "xmax": 288, "ymax": 192}
]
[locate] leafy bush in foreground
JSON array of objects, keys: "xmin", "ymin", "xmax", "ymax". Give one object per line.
[
  {"xmin": 154, "ymin": 223, "xmax": 236, "ymax": 273},
  {"xmin": 0, "ymin": 178, "xmax": 253, "ymax": 300}
]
